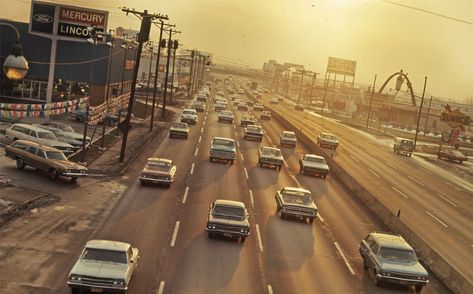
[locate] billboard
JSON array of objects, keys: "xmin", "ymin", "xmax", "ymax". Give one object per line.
[
  {"xmin": 326, "ymin": 57, "xmax": 357, "ymax": 76},
  {"xmin": 29, "ymin": 0, "xmax": 108, "ymax": 42}
]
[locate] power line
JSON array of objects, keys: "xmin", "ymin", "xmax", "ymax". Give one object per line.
[{"xmin": 379, "ymin": 0, "xmax": 473, "ymax": 25}]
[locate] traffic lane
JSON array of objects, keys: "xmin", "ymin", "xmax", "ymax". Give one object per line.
[{"xmin": 154, "ymin": 107, "xmax": 265, "ymax": 294}]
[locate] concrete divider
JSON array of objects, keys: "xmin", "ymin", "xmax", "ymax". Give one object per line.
[{"xmin": 242, "ymin": 86, "xmax": 472, "ymax": 293}]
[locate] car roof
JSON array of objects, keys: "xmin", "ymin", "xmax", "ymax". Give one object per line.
[
  {"xmin": 396, "ymin": 137, "xmax": 413, "ymax": 142},
  {"xmin": 262, "ymin": 146, "xmax": 280, "ymax": 151},
  {"xmin": 214, "ymin": 199, "xmax": 246, "ymax": 208},
  {"xmin": 213, "ymin": 136, "xmax": 234, "ymax": 142},
  {"xmin": 283, "ymin": 131, "xmax": 295, "ymax": 134},
  {"xmin": 321, "ymin": 132, "xmax": 336, "ymax": 137},
  {"xmin": 12, "ymin": 123, "xmax": 53, "ymax": 132},
  {"xmin": 304, "ymin": 154, "xmax": 324, "ymax": 160},
  {"xmin": 12, "ymin": 139, "xmax": 58, "ymax": 151},
  {"xmin": 85, "ymin": 239, "xmax": 131, "ymax": 252},
  {"xmin": 370, "ymin": 232, "xmax": 413, "ymax": 250},
  {"xmin": 282, "ymin": 187, "xmax": 311, "ymax": 194},
  {"xmin": 148, "ymin": 157, "xmax": 172, "ymax": 164}
]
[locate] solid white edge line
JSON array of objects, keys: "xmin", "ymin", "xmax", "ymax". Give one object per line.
[
  {"xmin": 446, "ymin": 182, "xmax": 462, "ymax": 191},
  {"xmin": 249, "ymin": 189, "xmax": 254, "ymax": 208},
  {"xmin": 157, "ymin": 281, "xmax": 165, "ymax": 294},
  {"xmin": 170, "ymin": 221, "xmax": 180, "ymax": 247},
  {"xmin": 255, "ymin": 224, "xmax": 263, "ymax": 252},
  {"xmin": 284, "ymin": 162, "xmax": 289, "ymax": 168},
  {"xmin": 190, "ymin": 163, "xmax": 195, "ymax": 175},
  {"xmin": 368, "ymin": 168, "xmax": 380, "ymax": 178},
  {"xmin": 318, "ymin": 213, "xmax": 324, "ymax": 222},
  {"xmin": 426, "ymin": 211, "xmax": 448, "ymax": 228},
  {"xmin": 194, "ymin": 148, "xmax": 199, "ymax": 157},
  {"xmin": 198, "ymin": 136, "xmax": 202, "ymax": 143},
  {"xmin": 334, "ymin": 242, "xmax": 356, "ymax": 275},
  {"xmin": 182, "ymin": 186, "xmax": 189, "ymax": 204},
  {"xmin": 437, "ymin": 194, "xmax": 458, "ymax": 207},
  {"xmin": 409, "ymin": 176, "xmax": 425, "ymax": 186},
  {"xmin": 384, "ymin": 161, "xmax": 397, "ymax": 170},
  {"xmin": 392, "ymin": 186, "xmax": 408, "ymax": 199},
  {"xmin": 244, "ymin": 167, "xmax": 249, "ymax": 180},
  {"xmin": 267, "ymin": 284, "xmax": 273, "ymax": 294},
  {"xmin": 291, "ymin": 175, "xmax": 301, "ymax": 187},
  {"xmin": 350, "ymin": 155, "xmax": 359, "ymax": 162}
]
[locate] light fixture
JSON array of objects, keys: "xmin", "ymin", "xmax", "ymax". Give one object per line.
[{"xmin": 3, "ymin": 41, "xmax": 29, "ymax": 80}]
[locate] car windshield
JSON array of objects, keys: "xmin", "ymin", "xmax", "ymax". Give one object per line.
[
  {"xmin": 147, "ymin": 161, "xmax": 171, "ymax": 170},
  {"xmin": 263, "ymin": 148, "xmax": 281, "ymax": 157},
  {"xmin": 213, "ymin": 139, "xmax": 234, "ymax": 147},
  {"xmin": 172, "ymin": 123, "xmax": 187, "ymax": 129},
  {"xmin": 221, "ymin": 111, "xmax": 232, "ymax": 116},
  {"xmin": 82, "ymin": 248, "xmax": 127, "ymax": 264},
  {"xmin": 401, "ymin": 140, "xmax": 414, "ymax": 147},
  {"xmin": 323, "ymin": 134, "xmax": 336, "ymax": 140},
  {"xmin": 212, "ymin": 205, "xmax": 245, "ymax": 220},
  {"xmin": 306, "ymin": 156, "xmax": 326, "ymax": 164},
  {"xmin": 379, "ymin": 247, "xmax": 417, "ymax": 262},
  {"xmin": 247, "ymin": 126, "xmax": 261, "ymax": 132},
  {"xmin": 37, "ymin": 132, "xmax": 56, "ymax": 139},
  {"xmin": 283, "ymin": 132, "xmax": 295, "ymax": 139},
  {"xmin": 183, "ymin": 110, "xmax": 195, "ymax": 115},
  {"xmin": 45, "ymin": 151, "xmax": 67, "ymax": 160},
  {"xmin": 282, "ymin": 190, "xmax": 312, "ymax": 205}
]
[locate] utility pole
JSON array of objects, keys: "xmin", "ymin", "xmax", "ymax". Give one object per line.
[
  {"xmin": 162, "ymin": 28, "xmax": 174, "ymax": 118},
  {"xmin": 149, "ymin": 21, "xmax": 174, "ymax": 132},
  {"xmin": 414, "ymin": 76, "xmax": 428, "ymax": 149},
  {"xmin": 144, "ymin": 42, "xmax": 154, "ymax": 118},
  {"xmin": 366, "ymin": 74, "xmax": 378, "ymax": 128},
  {"xmin": 169, "ymin": 36, "xmax": 180, "ymax": 104},
  {"xmin": 297, "ymin": 69, "xmax": 305, "ymax": 103},
  {"xmin": 321, "ymin": 77, "xmax": 329, "ymax": 116},
  {"xmin": 187, "ymin": 50, "xmax": 195, "ymax": 98},
  {"xmin": 423, "ymin": 95, "xmax": 434, "ymax": 135},
  {"xmin": 119, "ymin": 8, "xmax": 168, "ymax": 162},
  {"xmin": 309, "ymin": 72, "xmax": 317, "ymax": 107},
  {"xmin": 191, "ymin": 52, "xmax": 200, "ymax": 94},
  {"xmin": 101, "ymin": 32, "xmax": 114, "ymax": 149}
]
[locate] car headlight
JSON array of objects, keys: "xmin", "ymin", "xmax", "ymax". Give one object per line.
[
  {"xmin": 113, "ymin": 279, "xmax": 126, "ymax": 286},
  {"xmin": 240, "ymin": 228, "xmax": 248, "ymax": 233},
  {"xmin": 207, "ymin": 223, "xmax": 216, "ymax": 229},
  {"xmin": 70, "ymin": 274, "xmax": 82, "ymax": 281},
  {"xmin": 142, "ymin": 174, "xmax": 147, "ymax": 178}
]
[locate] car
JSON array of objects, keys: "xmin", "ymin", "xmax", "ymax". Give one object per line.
[
  {"xmin": 244, "ymin": 125, "xmax": 264, "ymax": 141},
  {"xmin": 359, "ymin": 231, "xmax": 429, "ymax": 291},
  {"xmin": 206, "ymin": 199, "xmax": 250, "ymax": 243},
  {"xmin": 274, "ymin": 187, "xmax": 318, "ymax": 223},
  {"xmin": 317, "ymin": 132, "xmax": 339, "ymax": 149},
  {"xmin": 260, "ymin": 111, "xmax": 271, "ymax": 120},
  {"xmin": 196, "ymin": 94, "xmax": 207, "ymax": 103},
  {"xmin": 192, "ymin": 102, "xmax": 205, "ymax": 112},
  {"xmin": 393, "ymin": 137, "xmax": 414, "ymax": 156},
  {"xmin": 35, "ymin": 122, "xmax": 90, "ymax": 150},
  {"xmin": 253, "ymin": 103, "xmax": 264, "ymax": 111},
  {"xmin": 437, "ymin": 147, "xmax": 468, "ymax": 163},
  {"xmin": 139, "ymin": 158, "xmax": 176, "ymax": 187},
  {"xmin": 5, "ymin": 140, "xmax": 88, "ymax": 182},
  {"xmin": 240, "ymin": 115, "xmax": 256, "ymax": 127},
  {"xmin": 180, "ymin": 108, "xmax": 198, "ymax": 125},
  {"xmin": 270, "ymin": 97, "xmax": 279, "ymax": 104},
  {"xmin": 246, "ymin": 100, "xmax": 255, "ymax": 107},
  {"xmin": 67, "ymin": 240, "xmax": 140, "ymax": 293},
  {"xmin": 295, "ymin": 104, "xmax": 304, "ymax": 111},
  {"xmin": 237, "ymin": 103, "xmax": 248, "ymax": 111},
  {"xmin": 209, "ymin": 137, "xmax": 236, "ymax": 164},
  {"xmin": 258, "ymin": 146, "xmax": 284, "ymax": 170},
  {"xmin": 5, "ymin": 123, "xmax": 75, "ymax": 155},
  {"xmin": 299, "ymin": 154, "xmax": 330, "ymax": 178},
  {"xmin": 70, "ymin": 109, "xmax": 119, "ymax": 126},
  {"xmin": 233, "ymin": 99, "xmax": 241, "ymax": 106},
  {"xmin": 280, "ymin": 131, "xmax": 297, "ymax": 148},
  {"xmin": 231, "ymin": 94, "xmax": 239, "ymax": 101},
  {"xmin": 169, "ymin": 122, "xmax": 190, "ymax": 139},
  {"xmin": 214, "ymin": 102, "xmax": 227, "ymax": 112},
  {"xmin": 218, "ymin": 111, "xmax": 234, "ymax": 123}
]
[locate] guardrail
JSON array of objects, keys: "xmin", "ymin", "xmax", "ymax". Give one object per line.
[{"xmin": 242, "ymin": 86, "xmax": 473, "ymax": 294}]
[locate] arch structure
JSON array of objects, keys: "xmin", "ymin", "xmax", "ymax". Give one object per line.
[{"xmin": 377, "ymin": 71, "xmax": 417, "ymax": 106}]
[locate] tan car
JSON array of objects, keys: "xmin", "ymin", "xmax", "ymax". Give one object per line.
[
  {"xmin": 4, "ymin": 140, "xmax": 88, "ymax": 183},
  {"xmin": 139, "ymin": 158, "xmax": 176, "ymax": 187}
]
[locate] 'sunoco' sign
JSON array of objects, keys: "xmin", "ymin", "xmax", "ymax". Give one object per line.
[{"xmin": 439, "ymin": 104, "xmax": 471, "ymax": 128}]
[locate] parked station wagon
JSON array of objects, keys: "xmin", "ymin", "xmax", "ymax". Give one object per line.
[{"xmin": 359, "ymin": 231, "xmax": 429, "ymax": 292}]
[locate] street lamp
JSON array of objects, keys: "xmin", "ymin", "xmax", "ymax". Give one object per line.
[{"xmin": 0, "ymin": 22, "xmax": 29, "ymax": 80}]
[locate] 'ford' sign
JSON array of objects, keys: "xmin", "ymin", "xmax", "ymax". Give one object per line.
[{"xmin": 30, "ymin": 3, "xmax": 55, "ymax": 34}]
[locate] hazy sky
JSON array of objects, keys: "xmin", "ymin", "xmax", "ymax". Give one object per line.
[{"xmin": 3, "ymin": 0, "xmax": 473, "ymax": 101}]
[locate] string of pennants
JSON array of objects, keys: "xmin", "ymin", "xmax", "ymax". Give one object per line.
[{"xmin": 88, "ymin": 94, "xmax": 130, "ymax": 125}]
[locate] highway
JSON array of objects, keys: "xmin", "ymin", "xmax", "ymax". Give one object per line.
[{"xmin": 0, "ymin": 77, "xmax": 451, "ymax": 293}]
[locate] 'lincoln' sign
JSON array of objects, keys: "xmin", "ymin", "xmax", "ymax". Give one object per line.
[
  {"xmin": 439, "ymin": 104, "xmax": 471, "ymax": 128},
  {"xmin": 29, "ymin": 0, "xmax": 108, "ymax": 42}
]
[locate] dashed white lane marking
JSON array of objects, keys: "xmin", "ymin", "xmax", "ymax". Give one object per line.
[
  {"xmin": 267, "ymin": 284, "xmax": 273, "ymax": 294},
  {"xmin": 384, "ymin": 161, "xmax": 397, "ymax": 170},
  {"xmin": 419, "ymin": 167, "xmax": 432, "ymax": 175},
  {"xmin": 437, "ymin": 194, "xmax": 458, "ymax": 207},
  {"xmin": 367, "ymin": 151, "xmax": 376, "ymax": 157},
  {"xmin": 368, "ymin": 168, "xmax": 380, "ymax": 178},
  {"xmin": 190, "ymin": 163, "xmax": 195, "ymax": 175},
  {"xmin": 426, "ymin": 211, "xmax": 448, "ymax": 228},
  {"xmin": 235, "ymin": 131, "xmax": 238, "ymax": 137},
  {"xmin": 244, "ymin": 167, "xmax": 249, "ymax": 180},
  {"xmin": 198, "ymin": 136, "xmax": 202, "ymax": 143},
  {"xmin": 408, "ymin": 176, "xmax": 424, "ymax": 186},
  {"xmin": 233, "ymin": 125, "xmax": 236, "ymax": 129},
  {"xmin": 290, "ymin": 174, "xmax": 301, "ymax": 187},
  {"xmin": 337, "ymin": 146, "xmax": 343, "ymax": 151},
  {"xmin": 284, "ymin": 162, "xmax": 289, "ymax": 168},
  {"xmin": 255, "ymin": 224, "xmax": 263, "ymax": 252},
  {"xmin": 236, "ymin": 141, "xmax": 240, "ymax": 147},
  {"xmin": 334, "ymin": 242, "xmax": 356, "ymax": 275},
  {"xmin": 201, "ymin": 127, "xmax": 204, "ymax": 133},
  {"xmin": 318, "ymin": 213, "xmax": 324, "ymax": 223},
  {"xmin": 157, "ymin": 281, "xmax": 165, "ymax": 294},
  {"xmin": 170, "ymin": 221, "xmax": 181, "ymax": 246},
  {"xmin": 249, "ymin": 190, "xmax": 255, "ymax": 207},
  {"xmin": 350, "ymin": 155, "xmax": 359, "ymax": 162},
  {"xmin": 202, "ymin": 121, "xmax": 206, "ymax": 126},
  {"xmin": 194, "ymin": 148, "xmax": 199, "ymax": 157},
  {"xmin": 446, "ymin": 182, "xmax": 462, "ymax": 191},
  {"xmin": 392, "ymin": 186, "xmax": 408, "ymax": 199},
  {"xmin": 182, "ymin": 186, "xmax": 190, "ymax": 204},
  {"xmin": 240, "ymin": 153, "xmax": 244, "ymax": 161}
]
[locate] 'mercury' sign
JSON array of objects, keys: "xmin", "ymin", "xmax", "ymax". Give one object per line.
[{"xmin": 439, "ymin": 104, "xmax": 471, "ymax": 128}]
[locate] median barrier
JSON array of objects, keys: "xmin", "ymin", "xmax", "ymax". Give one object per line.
[{"xmin": 242, "ymin": 86, "xmax": 472, "ymax": 293}]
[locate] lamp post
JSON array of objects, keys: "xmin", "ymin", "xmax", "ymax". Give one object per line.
[
  {"xmin": 0, "ymin": 22, "xmax": 29, "ymax": 80},
  {"xmin": 366, "ymin": 74, "xmax": 377, "ymax": 128},
  {"xmin": 144, "ymin": 42, "xmax": 154, "ymax": 118},
  {"xmin": 187, "ymin": 50, "xmax": 195, "ymax": 98},
  {"xmin": 161, "ymin": 28, "xmax": 175, "ymax": 118},
  {"xmin": 169, "ymin": 38, "xmax": 180, "ymax": 104}
]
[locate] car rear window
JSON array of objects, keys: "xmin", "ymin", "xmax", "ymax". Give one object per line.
[
  {"xmin": 212, "ymin": 205, "xmax": 245, "ymax": 220},
  {"xmin": 213, "ymin": 139, "xmax": 234, "ymax": 147},
  {"xmin": 82, "ymin": 248, "xmax": 127, "ymax": 264}
]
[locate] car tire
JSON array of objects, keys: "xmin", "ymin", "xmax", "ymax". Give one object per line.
[
  {"xmin": 70, "ymin": 177, "xmax": 78, "ymax": 184},
  {"xmin": 208, "ymin": 232, "xmax": 214, "ymax": 238},
  {"xmin": 374, "ymin": 269, "xmax": 381, "ymax": 286},
  {"xmin": 322, "ymin": 174, "xmax": 327, "ymax": 179},
  {"xmin": 16, "ymin": 158, "xmax": 25, "ymax": 169},
  {"xmin": 13, "ymin": 137, "xmax": 18, "ymax": 141},
  {"xmin": 49, "ymin": 168, "xmax": 59, "ymax": 180},
  {"xmin": 230, "ymin": 160, "xmax": 234, "ymax": 165},
  {"xmin": 240, "ymin": 236, "xmax": 246, "ymax": 243},
  {"xmin": 210, "ymin": 157, "xmax": 213, "ymax": 162},
  {"xmin": 279, "ymin": 211, "xmax": 285, "ymax": 219},
  {"xmin": 308, "ymin": 218, "xmax": 314, "ymax": 224},
  {"xmin": 71, "ymin": 287, "xmax": 80, "ymax": 294},
  {"xmin": 415, "ymin": 285, "xmax": 423, "ymax": 292}
]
